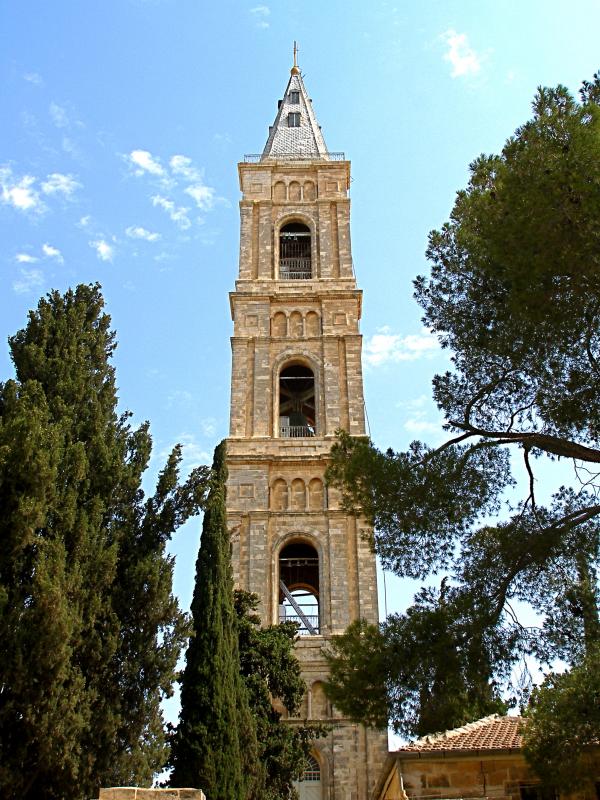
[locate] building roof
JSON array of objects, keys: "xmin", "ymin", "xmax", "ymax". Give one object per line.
[
  {"xmin": 398, "ymin": 715, "xmax": 524, "ymax": 755},
  {"xmin": 261, "ymin": 65, "xmax": 328, "ymax": 159}
]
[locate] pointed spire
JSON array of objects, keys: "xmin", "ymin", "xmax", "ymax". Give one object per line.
[{"xmin": 261, "ymin": 47, "xmax": 328, "ymax": 160}]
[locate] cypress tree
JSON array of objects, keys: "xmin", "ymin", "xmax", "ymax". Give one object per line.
[
  {"xmin": 0, "ymin": 284, "xmax": 208, "ymax": 799},
  {"xmin": 170, "ymin": 440, "xmax": 259, "ymax": 798}
]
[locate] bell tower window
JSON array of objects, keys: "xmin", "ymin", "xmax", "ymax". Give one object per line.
[
  {"xmin": 289, "ymin": 90, "xmax": 300, "ymax": 104},
  {"xmin": 279, "ymin": 541, "xmax": 320, "ymax": 635},
  {"xmin": 279, "ymin": 222, "xmax": 312, "ymax": 280},
  {"xmin": 288, "ymin": 111, "xmax": 301, "ymax": 127},
  {"xmin": 279, "ymin": 364, "xmax": 315, "ymax": 437}
]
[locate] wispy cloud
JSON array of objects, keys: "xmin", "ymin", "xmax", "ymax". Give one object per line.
[
  {"xmin": 125, "ymin": 225, "xmax": 161, "ymax": 242},
  {"xmin": 90, "ymin": 239, "xmax": 114, "ymax": 261},
  {"xmin": 41, "ymin": 172, "xmax": 80, "ymax": 196},
  {"xmin": 151, "ymin": 195, "xmax": 191, "ymax": 230},
  {"xmin": 15, "ymin": 253, "xmax": 38, "ymax": 263},
  {"xmin": 364, "ymin": 327, "xmax": 440, "ymax": 367},
  {"xmin": 250, "ymin": 5, "xmax": 270, "ymax": 28},
  {"xmin": 127, "ymin": 149, "xmax": 165, "ymax": 177},
  {"xmin": 13, "ymin": 267, "xmax": 44, "ymax": 294},
  {"xmin": 170, "ymin": 155, "xmax": 215, "ymax": 210},
  {"xmin": 441, "ymin": 29, "xmax": 481, "ymax": 78},
  {"xmin": 42, "ymin": 243, "xmax": 64, "ymax": 263},
  {"xmin": 49, "ymin": 102, "xmax": 69, "ymax": 128},
  {"xmin": 0, "ymin": 166, "xmax": 44, "ymax": 213},
  {"xmin": 23, "ymin": 72, "xmax": 44, "ymax": 86}
]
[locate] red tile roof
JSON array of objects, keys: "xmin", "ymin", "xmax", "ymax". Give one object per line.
[{"xmin": 398, "ymin": 715, "xmax": 523, "ymax": 753}]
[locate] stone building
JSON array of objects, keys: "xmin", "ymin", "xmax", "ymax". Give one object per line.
[
  {"xmin": 373, "ymin": 715, "xmax": 598, "ymax": 800},
  {"xmin": 225, "ymin": 52, "xmax": 389, "ymax": 799}
]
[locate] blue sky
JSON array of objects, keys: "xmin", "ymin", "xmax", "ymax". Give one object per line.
[{"xmin": 1, "ymin": 0, "xmax": 599, "ymax": 685}]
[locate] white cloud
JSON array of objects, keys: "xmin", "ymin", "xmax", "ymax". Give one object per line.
[
  {"xmin": 13, "ymin": 267, "xmax": 44, "ymax": 294},
  {"xmin": 78, "ymin": 215, "xmax": 91, "ymax": 227},
  {"xmin": 185, "ymin": 183, "xmax": 215, "ymax": 210},
  {"xmin": 169, "ymin": 154, "xmax": 201, "ymax": 182},
  {"xmin": 442, "ymin": 29, "xmax": 481, "ymax": 78},
  {"xmin": 125, "ymin": 225, "xmax": 161, "ymax": 242},
  {"xmin": 42, "ymin": 243, "xmax": 64, "ymax": 263},
  {"xmin": 23, "ymin": 72, "xmax": 44, "ymax": 86},
  {"xmin": 177, "ymin": 433, "xmax": 212, "ymax": 472},
  {"xmin": 90, "ymin": 239, "xmax": 114, "ymax": 261},
  {"xmin": 127, "ymin": 149, "xmax": 165, "ymax": 176},
  {"xmin": 364, "ymin": 327, "xmax": 440, "ymax": 366},
  {"xmin": 0, "ymin": 166, "xmax": 44, "ymax": 212},
  {"xmin": 404, "ymin": 417, "xmax": 442, "ymax": 435},
  {"xmin": 41, "ymin": 172, "xmax": 80, "ymax": 196},
  {"xmin": 250, "ymin": 4, "xmax": 270, "ymax": 27},
  {"xmin": 151, "ymin": 194, "xmax": 191, "ymax": 230},
  {"xmin": 49, "ymin": 102, "xmax": 69, "ymax": 128},
  {"xmin": 15, "ymin": 253, "xmax": 38, "ymax": 263},
  {"xmin": 201, "ymin": 417, "xmax": 217, "ymax": 437}
]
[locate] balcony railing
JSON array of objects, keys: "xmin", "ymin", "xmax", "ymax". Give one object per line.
[
  {"xmin": 280, "ymin": 612, "xmax": 320, "ymax": 636},
  {"xmin": 280, "ymin": 425, "xmax": 315, "ymax": 438},
  {"xmin": 244, "ymin": 152, "xmax": 345, "ymax": 163},
  {"xmin": 279, "ymin": 258, "xmax": 312, "ymax": 280}
]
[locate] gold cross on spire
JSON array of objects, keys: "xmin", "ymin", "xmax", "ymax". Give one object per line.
[{"xmin": 291, "ymin": 41, "xmax": 300, "ymax": 75}]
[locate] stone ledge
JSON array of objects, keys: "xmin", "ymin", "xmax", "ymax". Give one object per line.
[{"xmin": 99, "ymin": 789, "xmax": 205, "ymax": 800}]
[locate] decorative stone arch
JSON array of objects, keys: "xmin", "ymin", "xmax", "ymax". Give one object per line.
[
  {"xmin": 273, "ymin": 180, "xmax": 287, "ymax": 201},
  {"xmin": 271, "ymin": 310, "xmax": 288, "ymax": 337},
  {"xmin": 303, "ymin": 179, "xmax": 317, "ymax": 201},
  {"xmin": 288, "ymin": 180, "xmax": 302, "ymax": 202},
  {"xmin": 272, "ymin": 350, "xmax": 322, "ymax": 438},
  {"xmin": 290, "ymin": 477, "xmax": 307, "ymax": 511},
  {"xmin": 308, "ymin": 477, "xmax": 325, "ymax": 510},
  {"xmin": 305, "ymin": 310, "xmax": 320, "ymax": 338},
  {"xmin": 274, "ymin": 212, "xmax": 318, "ymax": 279},
  {"xmin": 310, "ymin": 680, "xmax": 328, "ymax": 719},
  {"xmin": 289, "ymin": 309, "xmax": 304, "ymax": 338},
  {"xmin": 270, "ymin": 477, "xmax": 289, "ymax": 510}
]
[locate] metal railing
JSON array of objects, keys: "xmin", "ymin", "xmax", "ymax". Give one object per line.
[
  {"xmin": 280, "ymin": 425, "xmax": 315, "ymax": 438},
  {"xmin": 279, "ymin": 257, "xmax": 312, "ymax": 280},
  {"xmin": 280, "ymin": 612, "xmax": 320, "ymax": 635},
  {"xmin": 244, "ymin": 152, "xmax": 345, "ymax": 163}
]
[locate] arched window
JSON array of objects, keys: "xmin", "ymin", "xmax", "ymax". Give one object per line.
[
  {"xmin": 293, "ymin": 755, "xmax": 322, "ymax": 800},
  {"xmin": 279, "ymin": 541, "xmax": 319, "ymax": 635},
  {"xmin": 279, "ymin": 222, "xmax": 311, "ymax": 280},
  {"xmin": 279, "ymin": 364, "xmax": 315, "ymax": 438}
]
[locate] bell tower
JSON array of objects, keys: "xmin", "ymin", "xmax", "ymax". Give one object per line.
[{"xmin": 226, "ymin": 53, "xmax": 388, "ymax": 799}]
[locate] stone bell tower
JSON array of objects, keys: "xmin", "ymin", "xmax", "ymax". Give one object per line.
[{"xmin": 226, "ymin": 51, "xmax": 388, "ymax": 799}]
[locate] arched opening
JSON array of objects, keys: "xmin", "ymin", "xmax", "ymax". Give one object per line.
[
  {"xmin": 279, "ymin": 364, "xmax": 315, "ymax": 438},
  {"xmin": 293, "ymin": 755, "xmax": 322, "ymax": 800},
  {"xmin": 279, "ymin": 541, "xmax": 319, "ymax": 635},
  {"xmin": 279, "ymin": 221, "xmax": 312, "ymax": 280}
]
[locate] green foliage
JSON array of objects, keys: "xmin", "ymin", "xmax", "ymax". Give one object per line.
[
  {"xmin": 326, "ymin": 74, "xmax": 600, "ymax": 739},
  {"xmin": 325, "ymin": 584, "xmax": 510, "ymax": 738},
  {"xmin": 522, "ymin": 649, "xmax": 600, "ymax": 791},
  {"xmin": 170, "ymin": 442, "xmax": 259, "ymax": 800},
  {"xmin": 0, "ymin": 284, "xmax": 208, "ymax": 800},
  {"xmin": 235, "ymin": 590, "xmax": 326, "ymax": 800}
]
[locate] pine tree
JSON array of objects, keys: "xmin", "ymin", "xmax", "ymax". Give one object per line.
[
  {"xmin": 0, "ymin": 284, "xmax": 208, "ymax": 800},
  {"xmin": 170, "ymin": 441, "xmax": 259, "ymax": 799}
]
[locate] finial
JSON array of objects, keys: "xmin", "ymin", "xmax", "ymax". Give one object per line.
[{"xmin": 291, "ymin": 41, "xmax": 300, "ymax": 75}]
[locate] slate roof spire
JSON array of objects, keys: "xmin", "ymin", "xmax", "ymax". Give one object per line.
[{"xmin": 261, "ymin": 45, "xmax": 328, "ymax": 160}]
